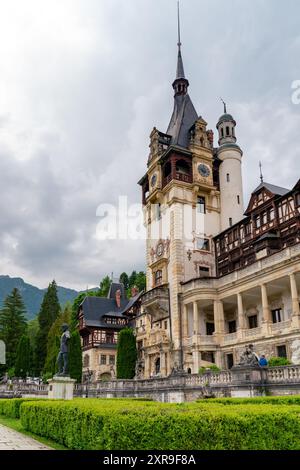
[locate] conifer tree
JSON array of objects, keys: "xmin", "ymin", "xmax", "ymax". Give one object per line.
[
  {"xmin": 15, "ymin": 335, "xmax": 31, "ymax": 378},
  {"xmin": 116, "ymin": 328, "xmax": 137, "ymax": 379},
  {"xmin": 35, "ymin": 280, "xmax": 60, "ymax": 373},
  {"xmin": 69, "ymin": 330, "xmax": 82, "ymax": 383},
  {"xmin": 0, "ymin": 288, "xmax": 27, "ymax": 370}
]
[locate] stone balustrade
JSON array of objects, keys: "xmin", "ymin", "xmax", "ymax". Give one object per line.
[{"xmin": 2, "ymin": 364, "xmax": 300, "ymax": 402}]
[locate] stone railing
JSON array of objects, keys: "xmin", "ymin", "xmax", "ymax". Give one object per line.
[
  {"xmin": 223, "ymin": 333, "xmax": 237, "ymax": 344},
  {"xmin": 270, "ymin": 320, "xmax": 291, "ymax": 333},
  {"xmin": 265, "ymin": 366, "xmax": 300, "ymax": 383},
  {"xmin": 244, "ymin": 327, "xmax": 262, "ymax": 338}
]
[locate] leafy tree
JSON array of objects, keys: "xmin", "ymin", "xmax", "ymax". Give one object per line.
[
  {"xmin": 116, "ymin": 328, "xmax": 137, "ymax": 379},
  {"xmin": 0, "ymin": 288, "xmax": 27, "ymax": 370},
  {"xmin": 69, "ymin": 330, "xmax": 82, "ymax": 383},
  {"xmin": 128, "ymin": 271, "xmax": 137, "ymax": 289},
  {"xmin": 99, "ymin": 275, "xmax": 112, "ymax": 297},
  {"xmin": 27, "ymin": 318, "xmax": 39, "ymax": 376},
  {"xmin": 15, "ymin": 335, "xmax": 31, "ymax": 378},
  {"xmin": 44, "ymin": 303, "xmax": 71, "ymax": 376},
  {"xmin": 35, "ymin": 280, "xmax": 61, "ymax": 374},
  {"xmin": 119, "ymin": 272, "xmax": 129, "ymax": 290},
  {"xmin": 134, "ymin": 272, "xmax": 146, "ymax": 292}
]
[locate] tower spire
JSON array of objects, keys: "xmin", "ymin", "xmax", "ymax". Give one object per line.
[
  {"xmin": 175, "ymin": 1, "xmax": 185, "ymax": 80},
  {"xmin": 259, "ymin": 161, "xmax": 264, "ymax": 183},
  {"xmin": 220, "ymin": 97, "xmax": 227, "ymax": 114},
  {"xmin": 177, "ymin": 1, "xmax": 181, "ymax": 51}
]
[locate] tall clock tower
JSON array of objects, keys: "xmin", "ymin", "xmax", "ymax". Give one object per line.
[{"xmin": 138, "ymin": 32, "xmax": 222, "ymax": 375}]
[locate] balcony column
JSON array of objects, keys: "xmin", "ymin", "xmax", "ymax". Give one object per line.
[
  {"xmin": 290, "ymin": 273, "xmax": 300, "ymax": 328},
  {"xmin": 160, "ymin": 352, "xmax": 167, "ymax": 377},
  {"xmin": 237, "ymin": 293, "xmax": 246, "ymax": 340},
  {"xmin": 193, "ymin": 350, "xmax": 200, "ymax": 374},
  {"xmin": 261, "ymin": 284, "xmax": 271, "ymax": 335},
  {"xmin": 193, "ymin": 301, "xmax": 199, "ymax": 336},
  {"xmin": 214, "ymin": 300, "xmax": 225, "ymax": 336},
  {"xmin": 144, "ymin": 354, "xmax": 151, "ymax": 379},
  {"xmin": 182, "ymin": 304, "xmax": 189, "ymax": 338}
]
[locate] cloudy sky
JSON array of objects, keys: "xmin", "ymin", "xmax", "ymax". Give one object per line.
[{"xmin": 0, "ymin": 0, "xmax": 299, "ymax": 290}]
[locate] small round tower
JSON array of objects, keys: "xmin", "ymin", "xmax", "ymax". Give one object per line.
[{"xmin": 217, "ymin": 106, "xmax": 244, "ymax": 231}]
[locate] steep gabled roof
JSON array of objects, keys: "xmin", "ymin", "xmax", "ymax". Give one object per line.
[{"xmin": 166, "ymin": 94, "xmax": 198, "ymax": 148}]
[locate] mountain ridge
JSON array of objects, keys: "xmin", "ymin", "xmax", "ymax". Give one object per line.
[{"xmin": 0, "ymin": 275, "xmax": 81, "ymax": 320}]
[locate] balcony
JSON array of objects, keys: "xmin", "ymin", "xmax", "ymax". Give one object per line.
[
  {"xmin": 270, "ymin": 320, "xmax": 291, "ymax": 334},
  {"xmin": 184, "ymin": 335, "xmax": 216, "ymax": 348},
  {"xmin": 244, "ymin": 327, "xmax": 262, "ymax": 339},
  {"xmin": 162, "ymin": 172, "xmax": 192, "ymax": 188},
  {"xmin": 223, "ymin": 332, "xmax": 237, "ymax": 344}
]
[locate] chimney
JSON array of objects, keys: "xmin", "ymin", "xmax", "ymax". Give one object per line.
[
  {"xmin": 115, "ymin": 289, "xmax": 121, "ymax": 308},
  {"xmin": 131, "ymin": 286, "xmax": 139, "ymax": 298},
  {"xmin": 207, "ymin": 129, "xmax": 214, "ymax": 147}
]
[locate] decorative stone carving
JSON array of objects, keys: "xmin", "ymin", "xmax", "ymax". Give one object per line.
[
  {"xmin": 237, "ymin": 344, "xmax": 259, "ymax": 367},
  {"xmin": 291, "ymin": 339, "xmax": 300, "ymax": 365}
]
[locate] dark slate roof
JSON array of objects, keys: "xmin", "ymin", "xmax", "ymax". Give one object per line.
[
  {"xmin": 254, "ymin": 232, "xmax": 279, "ymax": 242},
  {"xmin": 252, "ymin": 182, "xmax": 290, "ymax": 197},
  {"xmin": 176, "ymin": 49, "xmax": 185, "ymax": 79},
  {"xmin": 217, "ymin": 113, "xmax": 235, "ymax": 125},
  {"xmin": 80, "ymin": 282, "xmax": 132, "ymax": 328},
  {"xmin": 166, "ymin": 94, "xmax": 198, "ymax": 148}
]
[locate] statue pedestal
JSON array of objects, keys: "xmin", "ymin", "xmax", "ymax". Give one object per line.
[
  {"xmin": 230, "ymin": 366, "xmax": 265, "ymax": 398},
  {"xmin": 48, "ymin": 376, "xmax": 76, "ymax": 400}
]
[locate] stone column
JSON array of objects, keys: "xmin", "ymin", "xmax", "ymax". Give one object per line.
[
  {"xmin": 193, "ymin": 350, "xmax": 200, "ymax": 374},
  {"xmin": 160, "ymin": 351, "xmax": 167, "ymax": 377},
  {"xmin": 182, "ymin": 304, "xmax": 189, "ymax": 338},
  {"xmin": 144, "ymin": 354, "xmax": 151, "ymax": 379},
  {"xmin": 290, "ymin": 273, "xmax": 300, "ymax": 328},
  {"xmin": 214, "ymin": 300, "xmax": 225, "ymax": 338},
  {"xmin": 193, "ymin": 301, "xmax": 199, "ymax": 336},
  {"xmin": 261, "ymin": 284, "xmax": 271, "ymax": 335},
  {"xmin": 237, "ymin": 293, "xmax": 245, "ymax": 340}
]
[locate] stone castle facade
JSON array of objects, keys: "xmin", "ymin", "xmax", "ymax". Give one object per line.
[{"xmin": 135, "ymin": 34, "xmax": 300, "ymax": 378}]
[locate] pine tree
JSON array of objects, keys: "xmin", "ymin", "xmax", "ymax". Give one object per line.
[
  {"xmin": 99, "ymin": 275, "xmax": 112, "ymax": 297},
  {"xmin": 0, "ymin": 288, "xmax": 27, "ymax": 370},
  {"xmin": 44, "ymin": 303, "xmax": 71, "ymax": 376},
  {"xmin": 119, "ymin": 272, "xmax": 129, "ymax": 290},
  {"xmin": 35, "ymin": 280, "xmax": 60, "ymax": 374},
  {"xmin": 15, "ymin": 335, "xmax": 31, "ymax": 378},
  {"xmin": 116, "ymin": 328, "xmax": 137, "ymax": 379},
  {"xmin": 69, "ymin": 330, "xmax": 82, "ymax": 383}
]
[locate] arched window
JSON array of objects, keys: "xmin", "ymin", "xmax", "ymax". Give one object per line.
[
  {"xmin": 176, "ymin": 159, "xmax": 190, "ymax": 175},
  {"xmin": 226, "ymin": 126, "xmax": 230, "ymax": 136},
  {"xmin": 154, "ymin": 270, "xmax": 163, "ymax": 286},
  {"xmin": 155, "ymin": 357, "xmax": 161, "ymax": 375},
  {"xmin": 226, "ymin": 173, "xmax": 230, "ymax": 182},
  {"xmin": 221, "ymin": 128, "xmax": 224, "ymax": 137},
  {"xmin": 197, "ymin": 196, "xmax": 206, "ymax": 214}
]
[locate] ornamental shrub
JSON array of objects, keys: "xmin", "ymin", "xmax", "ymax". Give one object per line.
[
  {"xmin": 0, "ymin": 398, "xmax": 43, "ymax": 418},
  {"xmin": 268, "ymin": 357, "xmax": 291, "ymax": 367},
  {"xmin": 199, "ymin": 365, "xmax": 221, "ymax": 375},
  {"xmin": 19, "ymin": 398, "xmax": 300, "ymax": 450}
]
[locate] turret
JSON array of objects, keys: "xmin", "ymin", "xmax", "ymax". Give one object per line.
[{"xmin": 217, "ymin": 104, "xmax": 244, "ymax": 231}]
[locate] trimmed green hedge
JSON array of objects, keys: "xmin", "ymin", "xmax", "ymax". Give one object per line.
[
  {"xmin": 20, "ymin": 398, "xmax": 300, "ymax": 450},
  {"xmin": 198, "ymin": 396, "xmax": 300, "ymax": 406},
  {"xmin": 0, "ymin": 398, "xmax": 44, "ymax": 418}
]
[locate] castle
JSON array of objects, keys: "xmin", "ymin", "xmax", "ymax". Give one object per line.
[
  {"xmin": 135, "ymin": 20, "xmax": 300, "ymax": 379},
  {"xmin": 78, "ymin": 14, "xmax": 300, "ymax": 383}
]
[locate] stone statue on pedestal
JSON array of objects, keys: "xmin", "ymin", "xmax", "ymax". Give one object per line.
[
  {"xmin": 56, "ymin": 324, "xmax": 71, "ymax": 376},
  {"xmin": 238, "ymin": 344, "xmax": 259, "ymax": 367}
]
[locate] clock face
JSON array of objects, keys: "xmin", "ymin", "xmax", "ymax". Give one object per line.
[
  {"xmin": 198, "ymin": 164, "xmax": 211, "ymax": 178},
  {"xmin": 151, "ymin": 174, "xmax": 157, "ymax": 187},
  {"xmin": 156, "ymin": 242, "xmax": 164, "ymax": 257}
]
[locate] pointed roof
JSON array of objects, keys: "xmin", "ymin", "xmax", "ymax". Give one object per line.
[
  {"xmin": 166, "ymin": 4, "xmax": 198, "ymax": 148},
  {"xmin": 252, "ymin": 182, "xmax": 290, "ymax": 197},
  {"xmin": 166, "ymin": 94, "xmax": 198, "ymax": 148}
]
